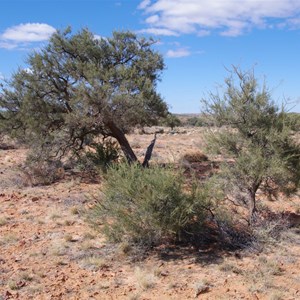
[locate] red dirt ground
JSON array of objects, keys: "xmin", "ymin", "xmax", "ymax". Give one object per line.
[{"xmin": 1, "ymin": 128, "xmax": 300, "ymax": 299}]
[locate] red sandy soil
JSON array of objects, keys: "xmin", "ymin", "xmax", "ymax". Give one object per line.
[{"xmin": 1, "ymin": 128, "xmax": 300, "ymax": 299}]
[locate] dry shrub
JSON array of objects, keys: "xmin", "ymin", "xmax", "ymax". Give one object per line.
[
  {"xmin": 22, "ymin": 152, "xmax": 64, "ymax": 186},
  {"xmin": 0, "ymin": 135, "xmax": 18, "ymax": 150},
  {"xmin": 181, "ymin": 151, "xmax": 208, "ymax": 163}
]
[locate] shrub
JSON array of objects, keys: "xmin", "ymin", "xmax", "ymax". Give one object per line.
[
  {"xmin": 185, "ymin": 115, "xmax": 213, "ymax": 127},
  {"xmin": 90, "ymin": 163, "xmax": 210, "ymax": 246},
  {"xmin": 286, "ymin": 113, "xmax": 300, "ymax": 132},
  {"xmin": 186, "ymin": 116, "xmax": 203, "ymax": 127},
  {"xmin": 83, "ymin": 139, "xmax": 119, "ymax": 173},
  {"xmin": 163, "ymin": 113, "xmax": 181, "ymax": 130},
  {"xmin": 181, "ymin": 151, "xmax": 208, "ymax": 163},
  {"xmin": 22, "ymin": 151, "xmax": 64, "ymax": 186}
]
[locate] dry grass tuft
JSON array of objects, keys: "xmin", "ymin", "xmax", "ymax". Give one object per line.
[
  {"xmin": 181, "ymin": 151, "xmax": 208, "ymax": 163},
  {"xmin": 134, "ymin": 267, "xmax": 156, "ymax": 290}
]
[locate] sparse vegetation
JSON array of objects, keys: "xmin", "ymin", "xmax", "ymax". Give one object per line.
[
  {"xmin": 0, "ymin": 121, "xmax": 299, "ymax": 299},
  {"xmin": 0, "ymin": 216, "xmax": 8, "ymax": 226},
  {"xmin": 219, "ymin": 262, "xmax": 242, "ymax": 274},
  {"xmin": 194, "ymin": 279, "xmax": 210, "ymax": 297},
  {"xmin": 0, "ymin": 24, "xmax": 299, "ymax": 298},
  {"xmin": 8, "ymin": 280, "xmax": 23, "ymax": 291},
  {"xmin": 134, "ymin": 267, "xmax": 156, "ymax": 290},
  {"xmin": 70, "ymin": 206, "xmax": 80, "ymax": 215},
  {"xmin": 64, "ymin": 234, "xmax": 75, "ymax": 242},
  {"xmin": 0, "ymin": 233, "xmax": 19, "ymax": 245},
  {"xmin": 22, "ymin": 151, "xmax": 65, "ymax": 186},
  {"xmin": 49, "ymin": 242, "xmax": 69, "ymax": 256},
  {"xmin": 81, "ymin": 255, "xmax": 107, "ymax": 271}
]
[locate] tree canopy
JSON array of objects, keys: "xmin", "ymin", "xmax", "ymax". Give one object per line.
[{"xmin": 0, "ymin": 28, "xmax": 168, "ymax": 163}]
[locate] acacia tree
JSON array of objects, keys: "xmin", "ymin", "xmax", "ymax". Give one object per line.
[
  {"xmin": 0, "ymin": 28, "xmax": 168, "ymax": 163},
  {"xmin": 203, "ymin": 67, "xmax": 300, "ymax": 222}
]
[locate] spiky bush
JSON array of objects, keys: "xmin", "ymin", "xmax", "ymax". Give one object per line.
[
  {"xmin": 90, "ymin": 163, "xmax": 211, "ymax": 246},
  {"xmin": 82, "ymin": 139, "xmax": 120, "ymax": 173}
]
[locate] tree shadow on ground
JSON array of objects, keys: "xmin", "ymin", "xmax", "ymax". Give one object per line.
[
  {"xmin": 155, "ymin": 245, "xmax": 225, "ymax": 267},
  {"xmin": 147, "ymin": 222, "xmax": 253, "ymax": 267}
]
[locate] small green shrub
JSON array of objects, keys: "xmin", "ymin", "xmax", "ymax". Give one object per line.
[
  {"xmin": 163, "ymin": 114, "xmax": 181, "ymax": 130},
  {"xmin": 90, "ymin": 163, "xmax": 210, "ymax": 246},
  {"xmin": 184, "ymin": 115, "xmax": 213, "ymax": 127},
  {"xmin": 286, "ymin": 112, "xmax": 300, "ymax": 132},
  {"xmin": 80, "ymin": 139, "xmax": 119, "ymax": 173},
  {"xmin": 186, "ymin": 116, "xmax": 204, "ymax": 127}
]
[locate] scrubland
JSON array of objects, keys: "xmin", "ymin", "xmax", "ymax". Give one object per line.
[{"xmin": 1, "ymin": 127, "xmax": 300, "ymax": 300}]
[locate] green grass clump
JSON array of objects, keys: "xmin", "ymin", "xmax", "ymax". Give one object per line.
[{"xmin": 90, "ymin": 163, "xmax": 210, "ymax": 246}]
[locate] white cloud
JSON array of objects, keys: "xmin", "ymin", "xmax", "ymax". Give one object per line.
[
  {"xmin": 0, "ymin": 72, "xmax": 4, "ymax": 80},
  {"xmin": 0, "ymin": 23, "xmax": 56, "ymax": 50},
  {"xmin": 138, "ymin": 0, "xmax": 151, "ymax": 9},
  {"xmin": 2, "ymin": 23, "xmax": 56, "ymax": 42},
  {"xmin": 197, "ymin": 30, "xmax": 211, "ymax": 37},
  {"xmin": 0, "ymin": 41, "xmax": 18, "ymax": 50},
  {"xmin": 138, "ymin": 27, "xmax": 178, "ymax": 36},
  {"xmin": 286, "ymin": 17, "xmax": 300, "ymax": 28},
  {"xmin": 166, "ymin": 48, "xmax": 191, "ymax": 58},
  {"xmin": 138, "ymin": 0, "xmax": 300, "ymax": 36},
  {"xmin": 93, "ymin": 34, "xmax": 102, "ymax": 40}
]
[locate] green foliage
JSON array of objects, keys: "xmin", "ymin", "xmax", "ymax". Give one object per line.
[
  {"xmin": 0, "ymin": 28, "xmax": 168, "ymax": 163},
  {"xmin": 163, "ymin": 113, "xmax": 181, "ymax": 129},
  {"xmin": 285, "ymin": 113, "xmax": 300, "ymax": 131},
  {"xmin": 84, "ymin": 139, "xmax": 120, "ymax": 173},
  {"xmin": 90, "ymin": 163, "xmax": 211, "ymax": 246},
  {"xmin": 203, "ymin": 67, "xmax": 300, "ymax": 220},
  {"xmin": 186, "ymin": 116, "xmax": 204, "ymax": 127},
  {"xmin": 185, "ymin": 115, "xmax": 213, "ymax": 127}
]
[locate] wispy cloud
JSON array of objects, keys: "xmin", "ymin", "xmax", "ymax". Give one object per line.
[
  {"xmin": 0, "ymin": 41, "xmax": 18, "ymax": 50},
  {"xmin": 0, "ymin": 72, "xmax": 4, "ymax": 80},
  {"xmin": 0, "ymin": 23, "xmax": 56, "ymax": 50},
  {"xmin": 166, "ymin": 48, "xmax": 191, "ymax": 58},
  {"xmin": 138, "ymin": 27, "xmax": 178, "ymax": 36},
  {"xmin": 286, "ymin": 17, "xmax": 300, "ymax": 28},
  {"xmin": 138, "ymin": 0, "xmax": 300, "ymax": 36},
  {"xmin": 138, "ymin": 0, "xmax": 151, "ymax": 9}
]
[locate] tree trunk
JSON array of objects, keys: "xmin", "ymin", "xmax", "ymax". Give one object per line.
[
  {"xmin": 248, "ymin": 181, "xmax": 261, "ymax": 224},
  {"xmin": 105, "ymin": 120, "xmax": 158, "ymax": 167},
  {"xmin": 105, "ymin": 120, "xmax": 138, "ymax": 163},
  {"xmin": 142, "ymin": 133, "xmax": 157, "ymax": 167},
  {"xmin": 248, "ymin": 191, "xmax": 257, "ymax": 224}
]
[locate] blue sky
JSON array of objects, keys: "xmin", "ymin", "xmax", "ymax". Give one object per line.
[{"xmin": 1, "ymin": 0, "xmax": 300, "ymax": 113}]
